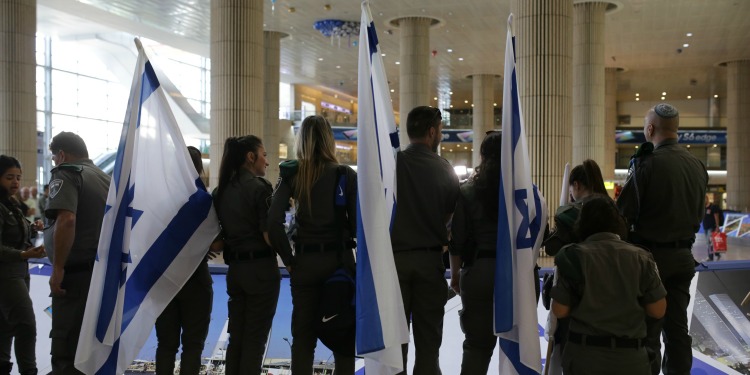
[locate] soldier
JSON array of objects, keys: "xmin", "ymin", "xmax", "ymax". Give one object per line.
[
  {"xmin": 617, "ymin": 103, "xmax": 708, "ymax": 375},
  {"xmin": 45, "ymin": 132, "xmax": 110, "ymax": 374},
  {"xmin": 552, "ymin": 196, "xmax": 667, "ymax": 375},
  {"xmin": 391, "ymin": 106, "xmax": 459, "ymax": 375}
]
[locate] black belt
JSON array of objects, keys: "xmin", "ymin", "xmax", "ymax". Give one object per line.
[
  {"xmin": 394, "ymin": 246, "xmax": 442, "ymax": 253},
  {"xmin": 636, "ymin": 239, "xmax": 694, "ymax": 249},
  {"xmin": 476, "ymin": 249, "xmax": 496, "ymax": 259},
  {"xmin": 225, "ymin": 249, "xmax": 274, "ymax": 262},
  {"xmin": 64, "ymin": 261, "xmax": 94, "ymax": 274},
  {"xmin": 296, "ymin": 242, "xmax": 346, "ymax": 255},
  {"xmin": 568, "ymin": 332, "xmax": 643, "ymax": 349}
]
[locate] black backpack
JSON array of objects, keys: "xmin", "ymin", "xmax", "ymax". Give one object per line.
[{"xmin": 314, "ymin": 166, "xmax": 356, "ymax": 356}]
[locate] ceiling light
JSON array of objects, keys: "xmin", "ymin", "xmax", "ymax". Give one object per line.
[
  {"xmin": 458, "ymin": 57, "xmax": 464, "ymax": 61},
  {"xmin": 350, "ymin": 100, "xmax": 354, "ymax": 103},
  {"xmin": 687, "ymin": 95, "xmax": 692, "ymax": 99},
  {"xmin": 381, "ymin": 53, "xmax": 386, "ymax": 57},
  {"xmin": 449, "ymin": 91, "xmax": 453, "ymax": 95},
  {"xmin": 635, "ymin": 98, "xmax": 640, "ymax": 101},
  {"xmin": 450, "ymin": 105, "xmax": 454, "ymax": 108},
  {"xmin": 635, "ymin": 145, "xmax": 639, "ymax": 149},
  {"xmin": 662, "ymin": 92, "xmax": 667, "ymax": 95},
  {"xmin": 713, "ymin": 144, "xmax": 717, "ymax": 148},
  {"xmin": 447, "ymin": 48, "xmax": 453, "ymax": 53},
  {"xmin": 635, "ymin": 93, "xmax": 640, "ymax": 97},
  {"xmin": 683, "ymin": 43, "xmax": 689, "ymax": 48},
  {"xmin": 661, "ymin": 96, "xmax": 665, "ymax": 100},
  {"xmin": 471, "ymin": 104, "xmax": 474, "ymax": 107},
  {"xmin": 390, "ymin": 89, "xmax": 394, "ymax": 93},
  {"xmin": 318, "ymin": 58, "xmax": 324, "ymax": 61},
  {"xmin": 336, "ymin": 65, "xmax": 341, "ymax": 69},
  {"xmin": 686, "ymin": 145, "xmax": 691, "ymax": 148},
  {"xmin": 395, "ymin": 61, "xmax": 400, "ymax": 65},
  {"xmin": 334, "ymin": 94, "xmax": 338, "ymax": 98},
  {"xmin": 493, "ymin": 103, "xmax": 497, "ymax": 106},
  {"xmin": 464, "ymin": 146, "xmax": 467, "ymax": 150},
  {"xmin": 464, "ymin": 100, "xmax": 468, "ymax": 103},
  {"xmin": 714, "ymin": 94, "xmax": 719, "ymax": 98},
  {"xmin": 686, "ymin": 33, "xmax": 693, "ymax": 37},
  {"xmin": 433, "ymin": 97, "xmax": 438, "ymax": 100}
]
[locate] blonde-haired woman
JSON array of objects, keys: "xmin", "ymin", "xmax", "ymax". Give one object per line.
[{"xmin": 269, "ymin": 115, "xmax": 357, "ymax": 375}]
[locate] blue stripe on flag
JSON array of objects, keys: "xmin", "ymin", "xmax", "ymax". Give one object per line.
[
  {"xmin": 495, "ymin": 169, "xmax": 513, "ymax": 332},
  {"xmin": 136, "ymin": 61, "xmax": 160, "ymax": 130},
  {"xmin": 96, "ymin": 175, "xmax": 134, "ymax": 341},
  {"xmin": 119, "ymin": 188, "xmax": 213, "ymax": 334},
  {"xmin": 355, "ymin": 195, "xmax": 386, "ymax": 354},
  {"xmin": 498, "ymin": 338, "xmax": 539, "ymax": 375},
  {"xmin": 511, "ymin": 67, "xmax": 522, "ymax": 153},
  {"xmin": 94, "ymin": 339, "xmax": 120, "ymax": 375},
  {"xmin": 367, "ymin": 22, "xmax": 379, "ymax": 55}
]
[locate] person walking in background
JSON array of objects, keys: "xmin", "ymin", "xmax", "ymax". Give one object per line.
[
  {"xmin": 44, "ymin": 132, "xmax": 110, "ymax": 374},
  {"xmin": 154, "ymin": 146, "xmax": 216, "ymax": 375},
  {"xmin": 0, "ymin": 156, "xmax": 45, "ymax": 375},
  {"xmin": 268, "ymin": 116, "xmax": 357, "ymax": 375},
  {"xmin": 213, "ymin": 136, "xmax": 280, "ymax": 375},
  {"xmin": 702, "ymin": 195, "xmax": 722, "ymax": 262},
  {"xmin": 390, "ymin": 106, "xmax": 459, "ymax": 375},
  {"xmin": 552, "ymin": 196, "xmax": 667, "ymax": 375},
  {"xmin": 617, "ymin": 104, "xmax": 707, "ymax": 375},
  {"xmin": 19, "ymin": 187, "xmax": 36, "ymax": 223}
]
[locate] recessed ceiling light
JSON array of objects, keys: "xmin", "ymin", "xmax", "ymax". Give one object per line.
[
  {"xmin": 464, "ymin": 146, "xmax": 467, "ymax": 150},
  {"xmin": 447, "ymin": 48, "xmax": 453, "ymax": 53},
  {"xmin": 318, "ymin": 58, "xmax": 324, "ymax": 61},
  {"xmin": 493, "ymin": 103, "xmax": 497, "ymax": 106},
  {"xmin": 471, "ymin": 104, "xmax": 474, "ymax": 107},
  {"xmin": 449, "ymin": 91, "xmax": 453, "ymax": 95},
  {"xmin": 662, "ymin": 92, "xmax": 667, "ymax": 95},
  {"xmin": 635, "ymin": 145, "xmax": 639, "ymax": 149},
  {"xmin": 381, "ymin": 53, "xmax": 386, "ymax": 57},
  {"xmin": 714, "ymin": 94, "xmax": 719, "ymax": 98},
  {"xmin": 635, "ymin": 98, "xmax": 640, "ymax": 101},
  {"xmin": 464, "ymin": 100, "xmax": 468, "ymax": 103},
  {"xmin": 635, "ymin": 93, "xmax": 640, "ymax": 97},
  {"xmin": 687, "ymin": 95, "xmax": 692, "ymax": 99},
  {"xmin": 334, "ymin": 94, "xmax": 338, "ymax": 98},
  {"xmin": 661, "ymin": 96, "xmax": 665, "ymax": 100},
  {"xmin": 390, "ymin": 89, "xmax": 394, "ymax": 93},
  {"xmin": 450, "ymin": 105, "xmax": 454, "ymax": 108},
  {"xmin": 686, "ymin": 32, "xmax": 693, "ymax": 37},
  {"xmin": 686, "ymin": 145, "xmax": 691, "ymax": 148},
  {"xmin": 350, "ymin": 100, "xmax": 354, "ymax": 103},
  {"xmin": 683, "ymin": 43, "xmax": 689, "ymax": 48},
  {"xmin": 395, "ymin": 61, "xmax": 400, "ymax": 65},
  {"xmin": 713, "ymin": 144, "xmax": 718, "ymax": 148},
  {"xmin": 458, "ymin": 57, "xmax": 464, "ymax": 61},
  {"xmin": 433, "ymin": 97, "xmax": 438, "ymax": 100},
  {"xmin": 336, "ymin": 65, "xmax": 341, "ymax": 69}
]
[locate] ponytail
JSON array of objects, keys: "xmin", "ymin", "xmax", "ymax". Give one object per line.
[
  {"xmin": 216, "ymin": 135, "xmax": 264, "ymax": 204},
  {"xmin": 569, "ymin": 159, "xmax": 607, "ymax": 195}
]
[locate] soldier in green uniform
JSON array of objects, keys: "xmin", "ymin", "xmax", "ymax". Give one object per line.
[
  {"xmin": 552, "ymin": 196, "xmax": 667, "ymax": 375},
  {"xmin": 616, "ymin": 104, "xmax": 707, "ymax": 375},
  {"xmin": 44, "ymin": 132, "xmax": 110, "ymax": 374},
  {"xmin": 0, "ymin": 156, "xmax": 45, "ymax": 375},
  {"xmin": 268, "ymin": 116, "xmax": 357, "ymax": 375},
  {"xmin": 213, "ymin": 136, "xmax": 280, "ymax": 375}
]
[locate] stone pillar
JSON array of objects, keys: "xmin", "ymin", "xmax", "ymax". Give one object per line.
[
  {"xmin": 210, "ymin": 0, "xmax": 264, "ymax": 188},
  {"xmin": 512, "ymin": 0, "xmax": 573, "ymax": 216},
  {"xmin": 397, "ymin": 17, "xmax": 432, "ymax": 148},
  {"xmin": 0, "ymin": 0, "xmax": 37, "ymax": 187},
  {"xmin": 471, "ymin": 74, "xmax": 496, "ymax": 167},
  {"xmin": 573, "ymin": 2, "xmax": 608, "ymax": 166},
  {"xmin": 603, "ymin": 67, "xmax": 618, "ymax": 182},
  {"xmin": 264, "ymin": 31, "xmax": 286, "ymax": 185},
  {"xmin": 724, "ymin": 60, "xmax": 750, "ymax": 212}
]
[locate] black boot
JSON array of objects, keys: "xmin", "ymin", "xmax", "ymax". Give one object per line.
[
  {"xmin": 20, "ymin": 369, "xmax": 38, "ymax": 375},
  {"xmin": 0, "ymin": 362, "xmax": 13, "ymax": 375}
]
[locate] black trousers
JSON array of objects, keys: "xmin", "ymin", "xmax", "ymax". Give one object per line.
[
  {"xmin": 50, "ymin": 270, "xmax": 92, "ymax": 375},
  {"xmin": 646, "ymin": 247, "xmax": 695, "ymax": 375},
  {"xmin": 155, "ymin": 262, "xmax": 213, "ymax": 375},
  {"xmin": 458, "ymin": 259, "xmax": 495, "ymax": 375},
  {"xmin": 562, "ymin": 342, "xmax": 650, "ymax": 375}
]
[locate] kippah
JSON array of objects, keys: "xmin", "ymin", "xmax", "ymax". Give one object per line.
[{"xmin": 654, "ymin": 103, "xmax": 679, "ymax": 119}]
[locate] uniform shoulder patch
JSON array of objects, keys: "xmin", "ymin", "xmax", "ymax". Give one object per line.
[{"xmin": 49, "ymin": 179, "xmax": 64, "ymax": 199}]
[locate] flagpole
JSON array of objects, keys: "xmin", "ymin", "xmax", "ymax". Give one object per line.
[{"xmin": 133, "ymin": 37, "xmax": 144, "ymax": 54}]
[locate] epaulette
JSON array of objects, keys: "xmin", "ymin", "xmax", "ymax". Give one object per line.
[
  {"xmin": 279, "ymin": 160, "xmax": 299, "ymax": 179},
  {"xmin": 51, "ymin": 163, "xmax": 83, "ymax": 173},
  {"xmin": 631, "ymin": 142, "xmax": 654, "ymax": 160}
]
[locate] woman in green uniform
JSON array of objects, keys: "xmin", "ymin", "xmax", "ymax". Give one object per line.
[
  {"xmin": 214, "ymin": 136, "xmax": 280, "ymax": 375},
  {"xmin": 268, "ymin": 116, "xmax": 357, "ymax": 375},
  {"xmin": 0, "ymin": 155, "xmax": 45, "ymax": 375}
]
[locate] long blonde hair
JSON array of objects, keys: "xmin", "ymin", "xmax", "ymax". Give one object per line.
[{"xmin": 295, "ymin": 115, "xmax": 338, "ymax": 215}]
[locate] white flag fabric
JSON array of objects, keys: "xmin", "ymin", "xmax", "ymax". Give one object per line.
[
  {"xmin": 494, "ymin": 14, "xmax": 547, "ymax": 375},
  {"xmin": 355, "ymin": 2, "xmax": 410, "ymax": 374},
  {"xmin": 75, "ymin": 39, "xmax": 220, "ymax": 374}
]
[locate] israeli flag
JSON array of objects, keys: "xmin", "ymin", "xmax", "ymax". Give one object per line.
[
  {"xmin": 74, "ymin": 39, "xmax": 220, "ymax": 374},
  {"xmin": 495, "ymin": 15, "xmax": 547, "ymax": 375},
  {"xmin": 355, "ymin": 2, "xmax": 410, "ymax": 374}
]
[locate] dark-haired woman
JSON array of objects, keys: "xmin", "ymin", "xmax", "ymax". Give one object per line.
[
  {"xmin": 268, "ymin": 116, "xmax": 357, "ymax": 375},
  {"xmin": 544, "ymin": 159, "xmax": 609, "ymax": 256},
  {"xmin": 450, "ymin": 132, "xmax": 506, "ymax": 374},
  {"xmin": 0, "ymin": 155, "xmax": 45, "ymax": 375},
  {"xmin": 154, "ymin": 147, "xmax": 215, "ymax": 375},
  {"xmin": 214, "ymin": 136, "xmax": 280, "ymax": 375}
]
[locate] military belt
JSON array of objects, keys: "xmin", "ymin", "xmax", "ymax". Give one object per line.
[
  {"xmin": 568, "ymin": 331, "xmax": 643, "ymax": 349},
  {"xmin": 225, "ymin": 249, "xmax": 274, "ymax": 262},
  {"xmin": 296, "ymin": 242, "xmax": 346, "ymax": 254}
]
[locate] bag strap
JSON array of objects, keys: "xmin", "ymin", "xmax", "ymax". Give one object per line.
[{"xmin": 333, "ymin": 165, "xmax": 352, "ymax": 266}]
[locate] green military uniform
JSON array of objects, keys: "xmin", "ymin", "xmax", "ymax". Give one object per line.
[
  {"xmin": 551, "ymin": 233, "xmax": 667, "ymax": 375},
  {"xmin": 214, "ymin": 169, "xmax": 279, "ymax": 375},
  {"xmin": 0, "ymin": 202, "xmax": 37, "ymax": 375},
  {"xmin": 544, "ymin": 199, "xmax": 585, "ymax": 257},
  {"xmin": 616, "ymin": 139, "xmax": 707, "ymax": 375},
  {"xmin": 268, "ymin": 161, "xmax": 357, "ymax": 375},
  {"xmin": 390, "ymin": 143, "xmax": 459, "ymax": 375},
  {"xmin": 44, "ymin": 160, "xmax": 110, "ymax": 375}
]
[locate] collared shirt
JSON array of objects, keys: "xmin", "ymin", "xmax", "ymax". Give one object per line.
[
  {"xmin": 45, "ymin": 159, "xmax": 110, "ymax": 265},
  {"xmin": 215, "ymin": 169, "xmax": 274, "ymax": 254},
  {"xmin": 617, "ymin": 138, "xmax": 708, "ymax": 242},
  {"xmin": 551, "ymin": 232, "xmax": 666, "ymax": 339},
  {"xmin": 391, "ymin": 143, "xmax": 459, "ymax": 252},
  {"xmin": 451, "ymin": 180, "xmax": 497, "ymax": 256}
]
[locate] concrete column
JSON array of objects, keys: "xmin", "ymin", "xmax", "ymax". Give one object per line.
[
  {"xmin": 471, "ymin": 74, "xmax": 496, "ymax": 167},
  {"xmin": 397, "ymin": 17, "xmax": 432, "ymax": 148},
  {"xmin": 0, "ymin": 0, "xmax": 37, "ymax": 187},
  {"xmin": 512, "ymin": 0, "xmax": 573, "ymax": 216},
  {"xmin": 604, "ymin": 67, "xmax": 618, "ymax": 182},
  {"xmin": 264, "ymin": 31, "xmax": 286, "ymax": 185},
  {"xmin": 573, "ymin": 2, "xmax": 608, "ymax": 166},
  {"xmin": 210, "ymin": 0, "xmax": 264, "ymax": 188},
  {"xmin": 724, "ymin": 60, "xmax": 750, "ymax": 212}
]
